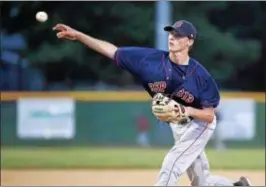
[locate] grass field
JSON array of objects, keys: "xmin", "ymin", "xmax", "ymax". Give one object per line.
[
  {"xmin": 2, "ymin": 147, "xmax": 265, "ymax": 186},
  {"xmin": 1, "ymin": 147, "xmax": 265, "ymax": 170}
]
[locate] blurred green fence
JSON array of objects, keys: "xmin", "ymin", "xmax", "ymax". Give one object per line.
[{"xmin": 1, "ymin": 100, "xmax": 265, "ymax": 148}]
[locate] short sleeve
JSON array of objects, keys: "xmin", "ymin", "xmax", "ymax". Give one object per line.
[
  {"xmin": 200, "ymin": 76, "xmax": 220, "ymax": 108},
  {"xmin": 114, "ymin": 47, "xmax": 157, "ymax": 74}
]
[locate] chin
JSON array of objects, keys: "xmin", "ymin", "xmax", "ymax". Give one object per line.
[
  {"xmin": 169, "ymin": 48, "xmax": 180, "ymax": 53},
  {"xmin": 168, "ymin": 47, "xmax": 176, "ymax": 52}
]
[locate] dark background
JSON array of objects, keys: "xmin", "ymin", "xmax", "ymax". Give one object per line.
[{"xmin": 1, "ymin": 1, "xmax": 265, "ymax": 91}]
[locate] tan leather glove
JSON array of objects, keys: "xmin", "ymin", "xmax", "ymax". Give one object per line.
[{"xmin": 151, "ymin": 93, "xmax": 191, "ymax": 124}]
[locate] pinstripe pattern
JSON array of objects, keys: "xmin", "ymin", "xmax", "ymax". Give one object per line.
[{"xmin": 165, "ymin": 123, "xmax": 208, "ymax": 186}]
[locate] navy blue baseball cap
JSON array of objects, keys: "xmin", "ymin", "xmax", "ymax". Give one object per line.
[{"xmin": 164, "ymin": 20, "xmax": 197, "ymax": 39}]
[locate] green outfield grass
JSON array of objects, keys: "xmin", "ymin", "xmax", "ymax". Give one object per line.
[{"xmin": 1, "ymin": 147, "xmax": 265, "ymax": 170}]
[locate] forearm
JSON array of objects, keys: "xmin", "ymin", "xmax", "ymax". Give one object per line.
[
  {"xmin": 186, "ymin": 107, "xmax": 214, "ymax": 124},
  {"xmin": 76, "ymin": 32, "xmax": 118, "ymax": 60}
]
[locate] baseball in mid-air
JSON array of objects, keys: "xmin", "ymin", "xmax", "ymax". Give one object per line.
[{"xmin": 36, "ymin": 11, "xmax": 48, "ymax": 22}]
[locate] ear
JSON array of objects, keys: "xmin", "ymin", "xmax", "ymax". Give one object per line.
[{"xmin": 188, "ymin": 39, "xmax": 194, "ymax": 47}]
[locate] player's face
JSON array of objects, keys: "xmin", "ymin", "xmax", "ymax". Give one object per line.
[{"xmin": 168, "ymin": 31, "xmax": 192, "ymax": 52}]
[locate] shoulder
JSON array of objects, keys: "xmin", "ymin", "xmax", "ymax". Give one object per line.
[
  {"xmin": 190, "ymin": 58, "xmax": 212, "ymax": 79},
  {"xmin": 117, "ymin": 46, "xmax": 167, "ymax": 58},
  {"xmin": 189, "ymin": 58, "xmax": 218, "ymax": 87},
  {"xmin": 114, "ymin": 47, "xmax": 167, "ymax": 69}
]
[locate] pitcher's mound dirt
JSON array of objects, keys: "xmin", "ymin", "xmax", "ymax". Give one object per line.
[{"xmin": 1, "ymin": 169, "xmax": 265, "ymax": 186}]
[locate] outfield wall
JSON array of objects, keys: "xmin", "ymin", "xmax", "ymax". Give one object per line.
[{"xmin": 1, "ymin": 91, "xmax": 265, "ymax": 147}]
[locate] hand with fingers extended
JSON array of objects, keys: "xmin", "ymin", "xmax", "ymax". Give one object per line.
[{"xmin": 53, "ymin": 24, "xmax": 80, "ymax": 40}]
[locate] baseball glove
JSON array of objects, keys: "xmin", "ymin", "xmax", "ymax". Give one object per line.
[{"xmin": 151, "ymin": 93, "xmax": 191, "ymax": 124}]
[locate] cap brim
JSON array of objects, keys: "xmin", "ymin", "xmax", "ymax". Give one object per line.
[
  {"xmin": 164, "ymin": 26, "xmax": 187, "ymax": 37},
  {"xmin": 164, "ymin": 26, "xmax": 175, "ymax": 32}
]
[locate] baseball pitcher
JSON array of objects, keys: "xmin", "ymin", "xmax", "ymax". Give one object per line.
[{"xmin": 53, "ymin": 20, "xmax": 252, "ymax": 186}]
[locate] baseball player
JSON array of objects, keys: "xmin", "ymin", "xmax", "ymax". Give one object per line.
[{"xmin": 53, "ymin": 20, "xmax": 252, "ymax": 186}]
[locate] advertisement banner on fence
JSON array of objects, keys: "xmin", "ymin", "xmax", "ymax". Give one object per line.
[
  {"xmin": 215, "ymin": 98, "xmax": 256, "ymax": 140},
  {"xmin": 17, "ymin": 98, "xmax": 75, "ymax": 139}
]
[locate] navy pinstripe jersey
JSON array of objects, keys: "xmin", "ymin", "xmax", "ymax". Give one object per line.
[{"xmin": 114, "ymin": 47, "xmax": 220, "ymax": 109}]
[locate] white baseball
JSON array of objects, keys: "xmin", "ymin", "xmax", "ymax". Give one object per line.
[{"xmin": 36, "ymin": 11, "xmax": 48, "ymax": 22}]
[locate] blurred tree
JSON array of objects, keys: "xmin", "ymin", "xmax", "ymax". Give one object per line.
[
  {"xmin": 208, "ymin": 2, "xmax": 266, "ymax": 91},
  {"xmin": 170, "ymin": 2, "xmax": 262, "ymax": 87},
  {"xmin": 1, "ymin": 1, "xmax": 265, "ymax": 91},
  {"xmin": 1, "ymin": 1, "xmax": 155, "ymax": 86}
]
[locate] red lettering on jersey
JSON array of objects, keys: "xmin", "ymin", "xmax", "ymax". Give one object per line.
[
  {"xmin": 177, "ymin": 88, "xmax": 185, "ymax": 97},
  {"xmin": 148, "ymin": 81, "xmax": 166, "ymax": 93},
  {"xmin": 176, "ymin": 88, "xmax": 194, "ymax": 103},
  {"xmin": 186, "ymin": 94, "xmax": 194, "ymax": 103}
]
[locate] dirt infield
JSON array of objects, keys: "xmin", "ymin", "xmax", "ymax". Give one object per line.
[{"xmin": 1, "ymin": 169, "xmax": 265, "ymax": 186}]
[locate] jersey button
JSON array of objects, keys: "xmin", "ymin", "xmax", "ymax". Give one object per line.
[
  {"xmin": 169, "ymin": 69, "xmax": 171, "ymax": 71},
  {"xmin": 167, "ymin": 77, "xmax": 169, "ymax": 80}
]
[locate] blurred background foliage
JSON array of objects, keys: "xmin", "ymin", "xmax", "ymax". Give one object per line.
[{"xmin": 1, "ymin": 1, "xmax": 265, "ymax": 91}]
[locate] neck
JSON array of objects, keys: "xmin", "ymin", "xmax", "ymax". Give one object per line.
[{"xmin": 169, "ymin": 51, "xmax": 189, "ymax": 65}]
